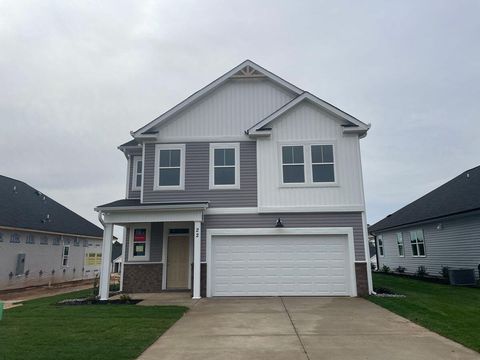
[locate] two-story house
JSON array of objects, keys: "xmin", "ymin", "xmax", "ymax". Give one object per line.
[{"xmin": 95, "ymin": 60, "xmax": 372, "ymax": 300}]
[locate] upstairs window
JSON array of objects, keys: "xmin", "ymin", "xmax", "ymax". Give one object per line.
[
  {"xmin": 26, "ymin": 234, "xmax": 35, "ymax": 244},
  {"xmin": 132, "ymin": 156, "xmax": 143, "ymax": 191},
  {"xmin": 282, "ymin": 145, "xmax": 305, "ymax": 183},
  {"xmin": 154, "ymin": 144, "xmax": 185, "ymax": 190},
  {"xmin": 410, "ymin": 229, "xmax": 426, "ymax": 257},
  {"xmin": 210, "ymin": 143, "xmax": 240, "ymax": 189},
  {"xmin": 377, "ymin": 235, "xmax": 384, "ymax": 257},
  {"xmin": 311, "ymin": 145, "xmax": 335, "ymax": 183},
  {"xmin": 396, "ymin": 232, "xmax": 404, "ymax": 257}
]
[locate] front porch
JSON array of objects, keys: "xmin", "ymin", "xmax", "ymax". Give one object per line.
[{"xmin": 95, "ymin": 200, "xmax": 209, "ymax": 301}]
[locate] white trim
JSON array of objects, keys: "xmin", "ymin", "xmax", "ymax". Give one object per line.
[
  {"xmin": 193, "ymin": 221, "xmax": 201, "ymax": 299},
  {"xmin": 102, "ymin": 209, "xmax": 204, "ymax": 224},
  {"xmin": 206, "ymin": 227, "xmax": 357, "ymax": 298},
  {"xmin": 153, "ymin": 143, "xmax": 186, "ymax": 191},
  {"xmin": 99, "ymin": 223, "xmax": 113, "ymax": 300},
  {"xmin": 125, "ymin": 155, "xmax": 131, "ymax": 198},
  {"xmin": 258, "ymin": 205, "xmax": 365, "ymax": 213},
  {"xmin": 278, "ymin": 141, "xmax": 338, "ymax": 188},
  {"xmin": 157, "ymin": 135, "xmax": 253, "ymax": 143},
  {"xmin": 61, "ymin": 244, "xmax": 70, "ymax": 267},
  {"xmin": 140, "ymin": 144, "xmax": 145, "ymax": 201},
  {"xmin": 204, "ymin": 207, "xmax": 258, "ymax": 215},
  {"xmin": 361, "ymin": 211, "xmax": 373, "ymax": 295},
  {"xmin": 410, "ymin": 229, "xmax": 427, "ymax": 257},
  {"xmin": 377, "ymin": 235, "xmax": 384, "ymax": 257},
  {"xmin": 132, "ymin": 60, "xmax": 303, "ymax": 137},
  {"xmin": 97, "ymin": 202, "xmax": 208, "ymax": 212},
  {"xmin": 132, "ymin": 156, "xmax": 143, "ymax": 191},
  {"xmin": 396, "ymin": 232, "xmax": 405, "ymax": 257},
  {"xmin": 128, "ymin": 224, "xmax": 151, "ymax": 261},
  {"xmin": 209, "ymin": 142, "xmax": 240, "ymax": 190},
  {"xmin": 247, "ymin": 92, "xmax": 370, "ymax": 135}
]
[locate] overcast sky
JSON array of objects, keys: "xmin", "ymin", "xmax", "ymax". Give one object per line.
[{"xmin": 1, "ymin": 0, "xmax": 479, "ymax": 237}]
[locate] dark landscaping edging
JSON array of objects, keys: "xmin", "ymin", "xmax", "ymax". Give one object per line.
[
  {"xmin": 374, "ymin": 271, "xmax": 450, "ymax": 285},
  {"xmin": 57, "ymin": 298, "xmax": 142, "ymax": 305}
]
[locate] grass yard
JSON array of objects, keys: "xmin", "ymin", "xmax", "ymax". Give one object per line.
[
  {"xmin": 0, "ymin": 290, "xmax": 187, "ymax": 360},
  {"xmin": 370, "ymin": 273, "xmax": 480, "ymax": 352}
]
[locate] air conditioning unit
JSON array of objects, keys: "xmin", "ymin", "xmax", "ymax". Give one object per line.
[{"xmin": 448, "ymin": 269, "xmax": 476, "ymax": 286}]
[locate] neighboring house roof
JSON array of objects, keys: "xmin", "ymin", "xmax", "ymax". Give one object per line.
[
  {"xmin": 128, "ymin": 60, "xmax": 369, "ymax": 140},
  {"xmin": 111, "ymin": 241, "xmax": 122, "ymax": 262},
  {"xmin": 370, "ymin": 165, "xmax": 480, "ymax": 233},
  {"xmin": 118, "ymin": 139, "xmax": 140, "ymax": 149},
  {"xmin": 0, "ymin": 175, "xmax": 104, "ymax": 238}
]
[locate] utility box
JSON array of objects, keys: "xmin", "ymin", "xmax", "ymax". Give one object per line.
[
  {"xmin": 449, "ymin": 268, "xmax": 476, "ymax": 286},
  {"xmin": 15, "ymin": 253, "xmax": 26, "ymax": 276}
]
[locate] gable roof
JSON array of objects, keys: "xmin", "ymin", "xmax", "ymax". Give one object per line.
[
  {"xmin": 0, "ymin": 175, "xmax": 103, "ymax": 238},
  {"xmin": 245, "ymin": 92, "xmax": 370, "ymax": 136},
  {"xmin": 132, "ymin": 60, "xmax": 303, "ymax": 138},
  {"xmin": 369, "ymin": 165, "xmax": 480, "ymax": 233}
]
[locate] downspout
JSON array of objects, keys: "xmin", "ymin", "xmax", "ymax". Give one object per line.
[
  {"xmin": 98, "ymin": 211, "xmax": 105, "ymax": 227},
  {"xmin": 373, "ymin": 234, "xmax": 380, "ymax": 271}
]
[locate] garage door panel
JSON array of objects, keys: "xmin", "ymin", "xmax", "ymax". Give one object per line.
[{"xmin": 211, "ymin": 234, "xmax": 351, "ymax": 296}]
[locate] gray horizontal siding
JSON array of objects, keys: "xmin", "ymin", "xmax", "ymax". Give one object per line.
[
  {"xmin": 202, "ymin": 212, "xmax": 365, "ymax": 262},
  {"xmin": 127, "ymin": 148, "xmax": 142, "ymax": 200},
  {"xmin": 142, "ymin": 142, "xmax": 257, "ymax": 207},
  {"xmin": 377, "ymin": 213, "xmax": 480, "ymax": 278}
]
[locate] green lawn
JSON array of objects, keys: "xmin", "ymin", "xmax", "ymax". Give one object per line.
[
  {"xmin": 369, "ymin": 273, "xmax": 480, "ymax": 352},
  {"xmin": 0, "ymin": 290, "xmax": 187, "ymax": 360}
]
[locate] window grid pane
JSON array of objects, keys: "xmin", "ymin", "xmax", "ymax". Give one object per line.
[
  {"xmin": 213, "ymin": 147, "xmax": 236, "ymax": 185},
  {"xmin": 158, "ymin": 149, "xmax": 181, "ymax": 186},
  {"xmin": 311, "ymin": 145, "xmax": 335, "ymax": 183}
]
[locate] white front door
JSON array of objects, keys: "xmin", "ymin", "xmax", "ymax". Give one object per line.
[{"xmin": 211, "ymin": 234, "xmax": 351, "ymax": 296}]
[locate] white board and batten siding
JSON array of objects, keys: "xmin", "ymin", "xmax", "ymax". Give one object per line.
[
  {"xmin": 257, "ymin": 101, "xmax": 365, "ymax": 212},
  {"xmin": 150, "ymin": 78, "xmax": 296, "ymax": 140}
]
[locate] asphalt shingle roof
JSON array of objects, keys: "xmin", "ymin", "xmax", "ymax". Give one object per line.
[
  {"xmin": 96, "ymin": 199, "xmax": 209, "ymax": 209},
  {"xmin": 0, "ymin": 175, "xmax": 103, "ymax": 238},
  {"xmin": 370, "ymin": 165, "xmax": 480, "ymax": 233}
]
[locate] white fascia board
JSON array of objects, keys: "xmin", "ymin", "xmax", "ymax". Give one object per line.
[
  {"xmin": 247, "ymin": 92, "xmax": 370, "ymax": 136},
  {"xmin": 132, "ymin": 60, "xmax": 303, "ymax": 137},
  {"xmin": 95, "ymin": 203, "xmax": 208, "ymax": 212},
  {"xmin": 258, "ymin": 205, "xmax": 365, "ymax": 213}
]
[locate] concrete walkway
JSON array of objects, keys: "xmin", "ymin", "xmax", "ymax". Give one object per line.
[{"xmin": 137, "ymin": 297, "xmax": 480, "ymax": 360}]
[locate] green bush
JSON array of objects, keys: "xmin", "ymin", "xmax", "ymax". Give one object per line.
[
  {"xmin": 416, "ymin": 265, "xmax": 428, "ymax": 277},
  {"xmin": 441, "ymin": 266, "xmax": 449, "ymax": 279},
  {"xmin": 396, "ymin": 266, "xmax": 406, "ymax": 273},
  {"xmin": 381, "ymin": 264, "xmax": 391, "ymax": 273}
]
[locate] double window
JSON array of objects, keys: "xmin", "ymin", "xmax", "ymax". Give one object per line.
[
  {"xmin": 281, "ymin": 143, "xmax": 336, "ymax": 185},
  {"xmin": 132, "ymin": 156, "xmax": 143, "ymax": 191},
  {"xmin": 154, "ymin": 144, "xmax": 185, "ymax": 190},
  {"xmin": 129, "ymin": 225, "xmax": 150, "ymax": 261},
  {"xmin": 410, "ymin": 229, "xmax": 426, "ymax": 257},
  {"xmin": 209, "ymin": 143, "xmax": 240, "ymax": 189},
  {"xmin": 396, "ymin": 232, "xmax": 404, "ymax": 257},
  {"xmin": 377, "ymin": 235, "xmax": 384, "ymax": 256}
]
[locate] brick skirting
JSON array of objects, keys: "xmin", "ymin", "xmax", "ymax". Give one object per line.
[
  {"xmin": 355, "ymin": 262, "xmax": 369, "ymax": 296},
  {"xmin": 123, "ymin": 263, "xmax": 163, "ymax": 293}
]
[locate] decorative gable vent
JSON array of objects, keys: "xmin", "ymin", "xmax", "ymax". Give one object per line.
[{"xmin": 231, "ymin": 65, "xmax": 265, "ymax": 78}]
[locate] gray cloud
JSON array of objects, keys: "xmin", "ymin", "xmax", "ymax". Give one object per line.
[{"xmin": 1, "ymin": 0, "xmax": 479, "ymax": 237}]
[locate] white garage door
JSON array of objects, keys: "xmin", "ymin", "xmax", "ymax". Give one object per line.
[{"xmin": 211, "ymin": 234, "xmax": 351, "ymax": 296}]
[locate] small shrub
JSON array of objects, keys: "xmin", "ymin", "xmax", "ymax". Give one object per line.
[
  {"xmin": 416, "ymin": 265, "xmax": 428, "ymax": 277},
  {"xmin": 374, "ymin": 287, "xmax": 396, "ymax": 295},
  {"xmin": 92, "ymin": 274, "xmax": 99, "ymax": 297},
  {"xmin": 119, "ymin": 294, "xmax": 132, "ymax": 303},
  {"xmin": 110, "ymin": 283, "xmax": 120, "ymax": 292},
  {"xmin": 395, "ymin": 266, "xmax": 406, "ymax": 273},
  {"xmin": 371, "ymin": 262, "xmax": 376, "ymax": 271},
  {"xmin": 381, "ymin": 265, "xmax": 391, "ymax": 273},
  {"xmin": 441, "ymin": 266, "xmax": 450, "ymax": 279}
]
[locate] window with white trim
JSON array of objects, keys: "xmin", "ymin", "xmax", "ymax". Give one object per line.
[
  {"xmin": 209, "ymin": 143, "xmax": 240, "ymax": 189},
  {"xmin": 62, "ymin": 245, "xmax": 70, "ymax": 266},
  {"xmin": 396, "ymin": 232, "xmax": 404, "ymax": 257},
  {"xmin": 311, "ymin": 144, "xmax": 335, "ymax": 183},
  {"xmin": 132, "ymin": 156, "xmax": 142, "ymax": 191},
  {"xmin": 154, "ymin": 144, "xmax": 185, "ymax": 190},
  {"xmin": 377, "ymin": 235, "xmax": 384, "ymax": 257},
  {"xmin": 282, "ymin": 145, "xmax": 305, "ymax": 183},
  {"xmin": 410, "ymin": 229, "xmax": 426, "ymax": 257},
  {"xmin": 129, "ymin": 225, "xmax": 150, "ymax": 261}
]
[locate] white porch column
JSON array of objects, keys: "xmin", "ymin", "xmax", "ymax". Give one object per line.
[
  {"xmin": 193, "ymin": 221, "xmax": 201, "ymax": 299},
  {"xmin": 99, "ymin": 223, "xmax": 114, "ymax": 301}
]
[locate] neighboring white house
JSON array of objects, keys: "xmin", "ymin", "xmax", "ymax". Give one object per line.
[
  {"xmin": 0, "ymin": 175, "xmax": 104, "ymax": 290},
  {"xmin": 95, "ymin": 60, "xmax": 372, "ymax": 300},
  {"xmin": 370, "ymin": 165, "xmax": 480, "ymax": 278}
]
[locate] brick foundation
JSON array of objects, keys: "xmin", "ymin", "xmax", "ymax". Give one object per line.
[
  {"xmin": 355, "ymin": 262, "xmax": 369, "ymax": 296},
  {"xmin": 123, "ymin": 263, "xmax": 163, "ymax": 293}
]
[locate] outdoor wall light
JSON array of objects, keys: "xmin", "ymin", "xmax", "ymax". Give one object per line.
[
  {"xmin": 436, "ymin": 223, "xmax": 443, "ymax": 230},
  {"xmin": 275, "ymin": 218, "xmax": 284, "ymax": 228}
]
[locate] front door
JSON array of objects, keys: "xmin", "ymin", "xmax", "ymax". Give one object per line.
[{"xmin": 167, "ymin": 235, "xmax": 190, "ymax": 289}]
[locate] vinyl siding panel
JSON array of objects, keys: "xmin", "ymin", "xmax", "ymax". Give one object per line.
[
  {"xmin": 377, "ymin": 213, "xmax": 480, "ymax": 278},
  {"xmin": 257, "ymin": 102, "xmax": 365, "ymax": 210},
  {"xmin": 142, "ymin": 142, "xmax": 257, "ymax": 207},
  {"xmin": 202, "ymin": 212, "xmax": 365, "ymax": 262},
  {"xmin": 154, "ymin": 78, "xmax": 296, "ymax": 139},
  {"xmin": 127, "ymin": 148, "xmax": 142, "ymax": 200}
]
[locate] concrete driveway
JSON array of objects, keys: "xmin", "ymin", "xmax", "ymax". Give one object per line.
[{"xmin": 137, "ymin": 297, "xmax": 480, "ymax": 360}]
